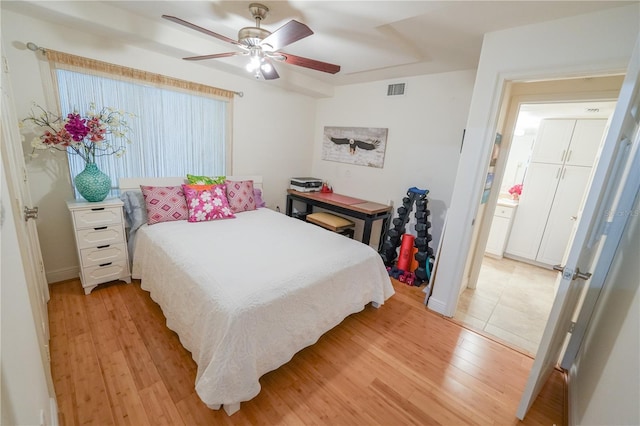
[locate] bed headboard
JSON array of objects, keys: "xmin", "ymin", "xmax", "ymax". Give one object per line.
[{"xmin": 119, "ymin": 176, "xmax": 263, "ymax": 192}]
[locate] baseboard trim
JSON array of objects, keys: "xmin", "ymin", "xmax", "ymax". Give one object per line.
[
  {"xmin": 503, "ymin": 253, "xmax": 553, "ymax": 270},
  {"xmin": 50, "ymin": 397, "xmax": 59, "ymax": 426},
  {"xmin": 46, "ymin": 267, "xmax": 78, "ymax": 284},
  {"xmin": 426, "ymin": 296, "xmax": 448, "ymax": 316}
]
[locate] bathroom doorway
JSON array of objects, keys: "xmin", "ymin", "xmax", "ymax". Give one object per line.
[{"xmin": 455, "ymin": 96, "xmax": 618, "ymax": 354}]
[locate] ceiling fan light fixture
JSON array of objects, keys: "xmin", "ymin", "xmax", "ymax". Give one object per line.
[
  {"xmin": 164, "ymin": 2, "xmax": 340, "ymax": 81},
  {"xmin": 246, "ymin": 47, "xmax": 264, "ymax": 72}
]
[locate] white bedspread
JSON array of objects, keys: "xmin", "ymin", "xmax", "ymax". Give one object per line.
[{"xmin": 132, "ymin": 208, "xmax": 394, "ymax": 409}]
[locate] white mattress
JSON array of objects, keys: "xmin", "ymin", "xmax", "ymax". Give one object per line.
[{"xmin": 132, "ymin": 208, "xmax": 394, "ymax": 409}]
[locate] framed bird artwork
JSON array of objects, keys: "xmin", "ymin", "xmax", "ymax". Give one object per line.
[{"xmin": 322, "ymin": 126, "xmax": 388, "ymax": 168}]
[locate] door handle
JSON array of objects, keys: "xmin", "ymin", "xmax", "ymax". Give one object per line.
[
  {"xmin": 553, "ymin": 264, "xmax": 592, "ymax": 281},
  {"xmin": 24, "ymin": 206, "xmax": 39, "ymax": 221}
]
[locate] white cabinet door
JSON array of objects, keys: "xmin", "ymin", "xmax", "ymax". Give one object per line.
[
  {"xmin": 536, "ymin": 165, "xmax": 593, "ymax": 266},
  {"xmin": 486, "ymin": 205, "xmax": 516, "ymax": 257},
  {"xmin": 531, "ymin": 119, "xmax": 575, "ymax": 164},
  {"xmin": 485, "ymin": 216, "xmax": 510, "ymax": 256},
  {"xmin": 565, "ymin": 119, "xmax": 607, "ymax": 166},
  {"xmin": 505, "ymin": 162, "xmax": 560, "ymax": 260}
]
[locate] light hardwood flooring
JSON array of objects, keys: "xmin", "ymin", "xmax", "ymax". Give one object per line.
[
  {"xmin": 454, "ymin": 256, "xmax": 558, "ymax": 355},
  {"xmin": 49, "ymin": 277, "xmax": 564, "ymax": 425}
]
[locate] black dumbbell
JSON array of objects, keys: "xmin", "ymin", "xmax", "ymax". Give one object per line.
[
  {"xmin": 415, "ymin": 236, "xmax": 432, "ymax": 246},
  {"xmin": 415, "ymin": 222, "xmax": 431, "ymax": 231},
  {"xmin": 415, "ymin": 267, "xmax": 427, "ymax": 281},
  {"xmin": 415, "ymin": 210, "xmax": 431, "ymax": 220}
]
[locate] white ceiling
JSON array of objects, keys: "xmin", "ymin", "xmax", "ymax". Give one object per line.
[{"xmin": 3, "ymin": 1, "xmax": 635, "ymax": 87}]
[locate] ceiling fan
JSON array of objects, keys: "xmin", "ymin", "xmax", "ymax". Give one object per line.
[{"xmin": 162, "ymin": 3, "xmax": 341, "ymax": 80}]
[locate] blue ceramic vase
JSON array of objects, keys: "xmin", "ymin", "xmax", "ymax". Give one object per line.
[{"xmin": 74, "ymin": 163, "xmax": 111, "ymax": 202}]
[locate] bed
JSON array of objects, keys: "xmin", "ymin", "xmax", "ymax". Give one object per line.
[{"xmin": 118, "ymin": 176, "xmax": 394, "ymax": 415}]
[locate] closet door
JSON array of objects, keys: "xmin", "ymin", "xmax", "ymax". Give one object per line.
[
  {"xmin": 535, "ymin": 165, "xmax": 593, "ymax": 266},
  {"xmin": 565, "ymin": 119, "xmax": 608, "ymax": 166},
  {"xmin": 531, "ymin": 119, "xmax": 575, "ymax": 164},
  {"xmin": 505, "ymin": 162, "xmax": 560, "ymax": 260}
]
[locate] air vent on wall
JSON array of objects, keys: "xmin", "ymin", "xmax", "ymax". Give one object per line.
[{"xmin": 387, "ymin": 83, "xmax": 406, "ymax": 96}]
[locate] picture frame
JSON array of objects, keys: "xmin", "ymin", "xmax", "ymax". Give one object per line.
[{"xmin": 322, "ymin": 126, "xmax": 388, "ymax": 168}]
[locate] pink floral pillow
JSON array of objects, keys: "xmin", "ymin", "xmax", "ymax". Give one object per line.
[
  {"xmin": 182, "ymin": 184, "xmax": 235, "ymax": 222},
  {"xmin": 225, "ymin": 180, "xmax": 257, "ymax": 213},
  {"xmin": 140, "ymin": 185, "xmax": 188, "ymax": 225}
]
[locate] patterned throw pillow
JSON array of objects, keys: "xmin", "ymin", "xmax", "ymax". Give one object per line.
[
  {"xmin": 140, "ymin": 185, "xmax": 188, "ymax": 225},
  {"xmin": 186, "ymin": 174, "xmax": 226, "ymax": 185},
  {"xmin": 254, "ymin": 188, "xmax": 266, "ymax": 208},
  {"xmin": 182, "ymin": 184, "xmax": 235, "ymax": 222},
  {"xmin": 225, "ymin": 180, "xmax": 257, "ymax": 213}
]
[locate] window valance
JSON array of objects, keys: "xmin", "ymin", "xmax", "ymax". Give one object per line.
[{"xmin": 45, "ymin": 49, "xmax": 235, "ymax": 100}]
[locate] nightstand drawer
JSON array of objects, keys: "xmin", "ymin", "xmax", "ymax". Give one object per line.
[
  {"xmin": 73, "ymin": 207, "xmax": 123, "ymax": 229},
  {"xmin": 81, "ymin": 261, "xmax": 128, "ymax": 287},
  {"xmin": 494, "ymin": 206, "xmax": 514, "ymax": 219},
  {"xmin": 79, "ymin": 243, "xmax": 127, "ymax": 268},
  {"xmin": 76, "ymin": 225, "xmax": 124, "ymax": 249}
]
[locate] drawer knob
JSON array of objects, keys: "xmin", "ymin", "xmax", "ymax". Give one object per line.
[
  {"xmin": 91, "ymin": 207, "xmax": 105, "ymax": 211},
  {"xmin": 99, "ymin": 262, "xmax": 113, "ymax": 267},
  {"xmin": 97, "ymin": 245, "xmax": 111, "ymax": 249},
  {"xmin": 94, "ymin": 226, "xmax": 108, "ymax": 230}
]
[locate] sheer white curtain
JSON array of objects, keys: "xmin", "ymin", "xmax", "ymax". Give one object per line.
[{"xmin": 56, "ymin": 69, "xmax": 227, "ymax": 191}]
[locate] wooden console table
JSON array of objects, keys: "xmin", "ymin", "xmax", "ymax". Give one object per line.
[{"xmin": 286, "ymin": 189, "xmax": 392, "ymax": 249}]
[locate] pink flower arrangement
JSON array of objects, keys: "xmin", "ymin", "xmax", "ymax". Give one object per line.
[
  {"xmin": 508, "ymin": 184, "xmax": 523, "ymax": 199},
  {"xmin": 21, "ymin": 102, "xmax": 134, "ymax": 164}
]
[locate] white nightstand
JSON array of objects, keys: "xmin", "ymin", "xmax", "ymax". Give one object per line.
[{"xmin": 66, "ymin": 198, "xmax": 131, "ymax": 295}]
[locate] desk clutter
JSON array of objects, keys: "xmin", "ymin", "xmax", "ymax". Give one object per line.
[{"xmin": 380, "ymin": 187, "xmax": 434, "ymax": 286}]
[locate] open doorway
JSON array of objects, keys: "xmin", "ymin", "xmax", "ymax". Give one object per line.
[{"xmin": 454, "ymin": 81, "xmax": 621, "ymax": 354}]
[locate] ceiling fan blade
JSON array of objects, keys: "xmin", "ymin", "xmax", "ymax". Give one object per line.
[
  {"xmin": 183, "ymin": 52, "xmax": 242, "ymax": 61},
  {"xmin": 260, "ymin": 20, "xmax": 313, "ymax": 51},
  {"xmin": 280, "ymin": 52, "xmax": 341, "ymax": 74},
  {"xmin": 260, "ymin": 61, "xmax": 280, "ymax": 80},
  {"xmin": 162, "ymin": 15, "xmax": 240, "ymax": 46}
]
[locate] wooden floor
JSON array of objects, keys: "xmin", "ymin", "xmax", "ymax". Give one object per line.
[{"xmin": 49, "ymin": 278, "xmax": 564, "ymax": 425}]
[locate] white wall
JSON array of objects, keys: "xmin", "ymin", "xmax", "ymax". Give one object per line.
[
  {"xmin": 570, "ymin": 193, "xmax": 640, "ymax": 425},
  {"xmin": 313, "ymin": 71, "xmax": 476, "ymax": 250},
  {"xmin": 1, "ymin": 9, "xmax": 316, "ymax": 282},
  {"xmin": 501, "ymin": 131, "xmax": 534, "ymax": 194},
  {"xmin": 430, "ymin": 4, "xmax": 640, "ymax": 316}
]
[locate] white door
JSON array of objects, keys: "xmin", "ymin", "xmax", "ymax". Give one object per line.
[
  {"xmin": 536, "ymin": 165, "xmax": 593, "ymax": 266},
  {"xmin": 1, "ymin": 49, "xmax": 53, "ymax": 391},
  {"xmin": 516, "ymin": 36, "xmax": 640, "ymax": 420}
]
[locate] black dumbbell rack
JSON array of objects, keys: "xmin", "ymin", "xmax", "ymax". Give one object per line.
[{"xmin": 379, "ymin": 187, "xmax": 433, "ymax": 284}]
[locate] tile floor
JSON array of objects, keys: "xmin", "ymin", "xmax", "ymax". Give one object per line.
[{"xmin": 454, "ymin": 256, "xmax": 559, "ymax": 355}]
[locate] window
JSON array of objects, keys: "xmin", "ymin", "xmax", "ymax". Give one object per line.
[{"xmin": 55, "ymin": 69, "xmax": 228, "ymax": 192}]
